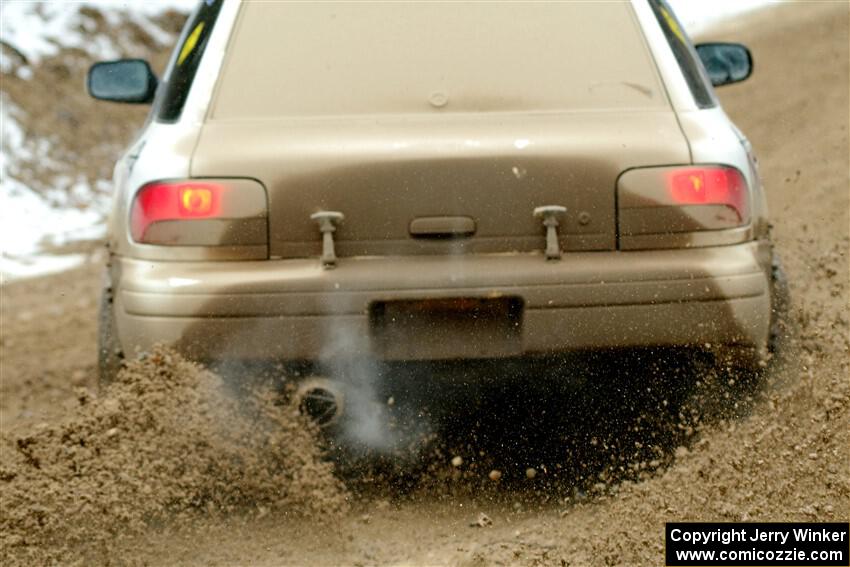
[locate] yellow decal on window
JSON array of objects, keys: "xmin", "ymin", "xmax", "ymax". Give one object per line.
[
  {"xmin": 659, "ymin": 6, "xmax": 686, "ymax": 45},
  {"xmin": 178, "ymin": 22, "xmax": 205, "ymax": 66}
]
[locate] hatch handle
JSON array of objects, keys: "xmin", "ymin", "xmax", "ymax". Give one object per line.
[
  {"xmin": 409, "ymin": 216, "xmax": 476, "ymax": 238},
  {"xmin": 533, "ymin": 205, "xmax": 567, "ymax": 260},
  {"xmin": 310, "ymin": 211, "xmax": 344, "ymax": 269}
]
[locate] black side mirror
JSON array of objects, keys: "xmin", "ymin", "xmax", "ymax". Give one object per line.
[
  {"xmin": 87, "ymin": 59, "xmax": 158, "ymax": 104},
  {"xmin": 695, "ymin": 43, "xmax": 753, "ymax": 87}
]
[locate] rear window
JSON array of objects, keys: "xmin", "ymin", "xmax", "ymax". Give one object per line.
[
  {"xmin": 210, "ymin": 2, "xmax": 668, "ymax": 119},
  {"xmin": 648, "ymin": 0, "xmax": 717, "ymax": 109},
  {"xmin": 156, "ymin": 0, "xmax": 223, "ymax": 122}
]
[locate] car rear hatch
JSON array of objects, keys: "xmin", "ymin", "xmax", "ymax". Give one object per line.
[{"xmin": 191, "ymin": 112, "xmax": 690, "ymax": 258}]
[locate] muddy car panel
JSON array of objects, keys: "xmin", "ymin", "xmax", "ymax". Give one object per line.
[
  {"xmin": 99, "ymin": 0, "xmax": 774, "ymax": 365},
  {"xmin": 114, "ymin": 242, "xmax": 771, "ymax": 361},
  {"xmin": 191, "ymin": 111, "xmax": 691, "ymax": 257}
]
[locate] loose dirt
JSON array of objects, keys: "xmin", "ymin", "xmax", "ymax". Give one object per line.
[
  {"xmin": 0, "ymin": 2, "xmax": 847, "ymax": 566},
  {"xmin": 0, "ymin": 347, "xmax": 348, "ymax": 566}
]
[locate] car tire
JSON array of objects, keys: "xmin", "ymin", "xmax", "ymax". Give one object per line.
[
  {"xmin": 713, "ymin": 247, "xmax": 788, "ymax": 386},
  {"xmin": 723, "ymin": 249, "xmax": 790, "ymax": 379},
  {"xmin": 767, "ymin": 253, "xmax": 791, "ymax": 356},
  {"xmin": 97, "ymin": 286, "xmax": 124, "ymax": 389}
]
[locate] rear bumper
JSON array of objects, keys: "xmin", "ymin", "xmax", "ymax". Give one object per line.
[{"xmin": 113, "ymin": 242, "xmax": 772, "ymax": 361}]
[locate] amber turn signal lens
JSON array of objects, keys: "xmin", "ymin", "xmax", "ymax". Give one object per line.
[{"xmin": 179, "ymin": 187, "xmax": 214, "ymax": 216}]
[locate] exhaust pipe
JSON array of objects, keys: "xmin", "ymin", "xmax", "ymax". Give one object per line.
[{"xmin": 294, "ymin": 378, "xmax": 345, "ymax": 428}]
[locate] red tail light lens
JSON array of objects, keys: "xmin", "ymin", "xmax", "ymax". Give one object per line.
[
  {"xmin": 617, "ymin": 165, "xmax": 752, "ymax": 250},
  {"xmin": 131, "ymin": 181, "xmax": 223, "ymax": 242},
  {"xmin": 668, "ymin": 166, "xmax": 748, "ymax": 223},
  {"xmin": 127, "ymin": 178, "xmax": 268, "ymax": 258}
]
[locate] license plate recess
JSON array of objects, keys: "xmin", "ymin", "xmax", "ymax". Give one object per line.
[{"xmin": 369, "ymin": 297, "xmax": 523, "ymax": 360}]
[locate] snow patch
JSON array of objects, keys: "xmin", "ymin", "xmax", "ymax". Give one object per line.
[
  {"xmin": 0, "ymin": 0, "xmax": 196, "ymax": 75},
  {"xmin": 1, "ymin": 97, "xmax": 106, "ymax": 283}
]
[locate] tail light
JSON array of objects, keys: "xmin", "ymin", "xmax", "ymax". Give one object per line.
[
  {"xmin": 130, "ymin": 179, "xmax": 267, "ymax": 250},
  {"xmin": 131, "ymin": 182, "xmax": 221, "ymax": 241},
  {"xmin": 667, "ymin": 167, "xmax": 748, "ymax": 222},
  {"xmin": 617, "ymin": 165, "xmax": 750, "ymax": 250}
]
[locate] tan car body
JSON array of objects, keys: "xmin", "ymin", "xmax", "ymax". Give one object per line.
[{"xmin": 102, "ymin": 0, "xmax": 775, "ymax": 368}]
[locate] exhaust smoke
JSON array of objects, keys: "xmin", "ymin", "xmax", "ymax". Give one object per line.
[{"xmin": 319, "ymin": 305, "xmax": 433, "ymax": 459}]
